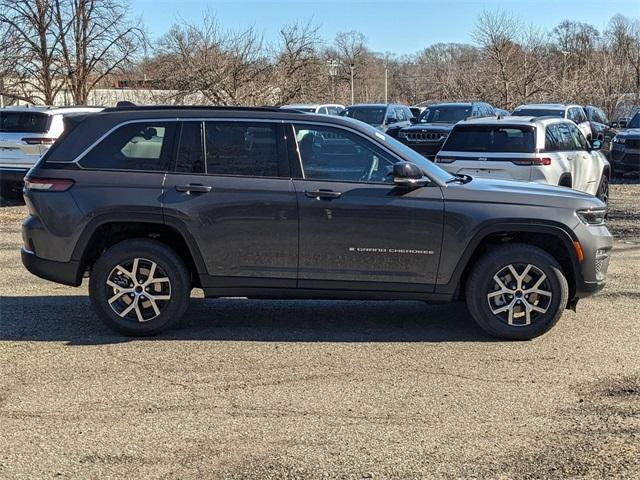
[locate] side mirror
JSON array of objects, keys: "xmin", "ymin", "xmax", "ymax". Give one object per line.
[
  {"xmin": 610, "ymin": 122, "xmax": 618, "ymax": 128},
  {"xmin": 591, "ymin": 139, "xmax": 602, "ymax": 151},
  {"xmin": 410, "ymin": 117, "xmax": 418, "ymax": 124},
  {"xmin": 386, "ymin": 117, "xmax": 397, "ymax": 125},
  {"xmin": 619, "ymin": 120, "xmax": 628, "ymax": 129},
  {"xmin": 393, "ymin": 162, "xmax": 430, "ymax": 187}
]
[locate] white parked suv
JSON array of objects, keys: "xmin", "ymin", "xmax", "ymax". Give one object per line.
[
  {"xmin": 435, "ymin": 116, "xmax": 611, "ymax": 203},
  {"xmin": 280, "ymin": 104, "xmax": 345, "ymax": 115},
  {"xmin": 511, "ymin": 103, "xmax": 592, "ymax": 142},
  {"xmin": 0, "ymin": 105, "xmax": 103, "ymax": 197}
]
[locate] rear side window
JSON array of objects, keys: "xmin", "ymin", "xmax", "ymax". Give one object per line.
[
  {"xmin": 545, "ymin": 124, "xmax": 561, "ymax": 151},
  {"xmin": 204, "ymin": 122, "xmax": 281, "ymax": 177},
  {"xmin": 0, "ymin": 111, "xmax": 51, "ymax": 133},
  {"xmin": 80, "ymin": 121, "xmax": 175, "ymax": 171},
  {"xmin": 175, "ymin": 122, "xmax": 205, "ymax": 173},
  {"xmin": 443, "ymin": 126, "xmax": 535, "ymax": 153}
]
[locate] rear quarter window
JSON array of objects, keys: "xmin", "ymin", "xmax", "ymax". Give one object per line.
[
  {"xmin": 443, "ymin": 125, "xmax": 535, "ymax": 153},
  {"xmin": 0, "ymin": 111, "xmax": 51, "ymax": 133},
  {"xmin": 79, "ymin": 121, "xmax": 176, "ymax": 171}
]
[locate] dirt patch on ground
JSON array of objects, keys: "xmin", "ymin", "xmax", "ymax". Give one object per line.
[
  {"xmin": 488, "ymin": 375, "xmax": 640, "ymax": 479},
  {"xmin": 608, "ymin": 182, "xmax": 640, "ymax": 239}
]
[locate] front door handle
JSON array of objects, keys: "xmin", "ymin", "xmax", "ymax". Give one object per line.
[
  {"xmin": 175, "ymin": 184, "xmax": 212, "ymax": 194},
  {"xmin": 304, "ymin": 189, "xmax": 342, "ymax": 200}
]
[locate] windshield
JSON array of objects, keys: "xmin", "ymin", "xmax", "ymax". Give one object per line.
[
  {"xmin": 627, "ymin": 111, "xmax": 640, "ymax": 129},
  {"xmin": 340, "ymin": 106, "xmax": 386, "ymax": 126},
  {"xmin": 443, "ymin": 125, "xmax": 535, "ymax": 153},
  {"xmin": 338, "ymin": 117, "xmax": 456, "ymax": 184},
  {"xmin": 419, "ymin": 105, "xmax": 471, "ymax": 124},
  {"xmin": 0, "ymin": 111, "xmax": 51, "ymax": 133},
  {"xmin": 511, "ymin": 108, "xmax": 563, "ymax": 118}
]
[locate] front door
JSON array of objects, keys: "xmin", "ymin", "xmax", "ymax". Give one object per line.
[
  {"xmin": 162, "ymin": 120, "xmax": 298, "ymax": 287},
  {"xmin": 289, "ymin": 123, "xmax": 444, "ymax": 291}
]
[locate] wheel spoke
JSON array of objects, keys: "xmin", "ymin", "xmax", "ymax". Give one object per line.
[
  {"xmin": 134, "ymin": 298, "xmax": 144, "ymax": 322},
  {"xmin": 529, "ymin": 288, "xmax": 552, "ymax": 297},
  {"xmin": 148, "ymin": 298, "xmax": 161, "ymax": 317},
  {"xmin": 527, "ymin": 273, "xmax": 547, "ymax": 292},
  {"xmin": 507, "ymin": 303, "xmax": 515, "ymax": 325},
  {"xmin": 147, "ymin": 293, "xmax": 171, "ymax": 301},
  {"xmin": 530, "ymin": 304, "xmax": 548, "ymax": 314},
  {"xmin": 520, "ymin": 264, "xmax": 533, "ymax": 285},
  {"xmin": 114, "ymin": 265, "xmax": 135, "ymax": 282},
  {"xmin": 488, "ymin": 289, "xmax": 509, "ymax": 299},
  {"xmin": 108, "ymin": 290, "xmax": 130, "ymax": 305},
  {"xmin": 119, "ymin": 297, "xmax": 137, "ymax": 318},
  {"xmin": 131, "ymin": 258, "xmax": 140, "ymax": 279},
  {"xmin": 491, "ymin": 299, "xmax": 514, "ymax": 315},
  {"xmin": 147, "ymin": 261, "xmax": 157, "ymax": 282},
  {"xmin": 493, "ymin": 274, "xmax": 510, "ymax": 291},
  {"xmin": 507, "ymin": 265, "xmax": 521, "ymax": 288}
]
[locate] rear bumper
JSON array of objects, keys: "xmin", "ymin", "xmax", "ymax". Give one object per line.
[
  {"xmin": 0, "ymin": 167, "xmax": 29, "ymax": 184},
  {"xmin": 21, "ymin": 248, "xmax": 82, "ymax": 286}
]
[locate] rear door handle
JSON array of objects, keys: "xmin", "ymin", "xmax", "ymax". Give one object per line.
[
  {"xmin": 304, "ymin": 189, "xmax": 342, "ymax": 200},
  {"xmin": 175, "ymin": 184, "xmax": 212, "ymax": 193}
]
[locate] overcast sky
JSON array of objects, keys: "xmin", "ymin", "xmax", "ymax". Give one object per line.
[{"xmin": 131, "ymin": 0, "xmax": 640, "ymax": 55}]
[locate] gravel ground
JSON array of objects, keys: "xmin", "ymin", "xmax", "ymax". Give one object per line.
[{"xmin": 0, "ymin": 184, "xmax": 639, "ymax": 479}]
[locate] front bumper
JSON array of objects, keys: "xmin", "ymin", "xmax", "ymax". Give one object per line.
[
  {"xmin": 21, "ymin": 248, "xmax": 83, "ymax": 286},
  {"xmin": 573, "ymin": 224, "xmax": 613, "ymax": 299},
  {"xmin": 610, "ymin": 144, "xmax": 640, "ymax": 175},
  {"xmin": 398, "ymin": 140, "xmax": 444, "ymax": 159}
]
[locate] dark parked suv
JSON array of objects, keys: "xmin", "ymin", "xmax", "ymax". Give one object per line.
[
  {"xmin": 398, "ymin": 102, "xmax": 495, "ymax": 159},
  {"xmin": 22, "ymin": 105, "xmax": 612, "ymax": 339}
]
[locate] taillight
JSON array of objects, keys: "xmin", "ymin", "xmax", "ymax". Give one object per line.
[
  {"xmin": 24, "ymin": 177, "xmax": 74, "ymax": 192},
  {"xmin": 22, "ymin": 137, "xmax": 56, "ymax": 145},
  {"xmin": 512, "ymin": 157, "xmax": 551, "ymax": 166},
  {"xmin": 435, "ymin": 157, "xmax": 455, "ymax": 164}
]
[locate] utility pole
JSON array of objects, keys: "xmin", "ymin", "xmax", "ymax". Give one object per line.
[
  {"xmin": 350, "ymin": 64, "xmax": 355, "ymax": 105},
  {"xmin": 384, "ymin": 59, "xmax": 388, "ymax": 104},
  {"xmin": 327, "ymin": 59, "xmax": 339, "ymax": 100}
]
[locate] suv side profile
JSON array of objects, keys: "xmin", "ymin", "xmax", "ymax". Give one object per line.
[
  {"xmin": 435, "ymin": 116, "xmax": 611, "ymax": 203},
  {"xmin": 584, "ymin": 105, "xmax": 616, "ymax": 160},
  {"xmin": 610, "ymin": 110, "xmax": 640, "ymax": 177},
  {"xmin": 0, "ymin": 106, "xmax": 103, "ymax": 198},
  {"xmin": 22, "ymin": 106, "xmax": 612, "ymax": 340},
  {"xmin": 339, "ymin": 103, "xmax": 414, "ymax": 138},
  {"xmin": 511, "ymin": 103, "xmax": 592, "ymax": 142},
  {"xmin": 397, "ymin": 102, "xmax": 495, "ymax": 159}
]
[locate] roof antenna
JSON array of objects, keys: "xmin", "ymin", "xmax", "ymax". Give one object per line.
[{"xmin": 116, "ymin": 101, "xmax": 136, "ymax": 108}]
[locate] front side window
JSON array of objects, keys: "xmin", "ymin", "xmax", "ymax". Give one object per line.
[
  {"xmin": 443, "ymin": 125, "xmax": 535, "ymax": 153},
  {"xmin": 567, "ymin": 123, "xmax": 589, "ymax": 150},
  {"xmin": 80, "ymin": 122, "xmax": 175, "ymax": 171},
  {"xmin": 294, "ymin": 124, "xmax": 398, "ymax": 183},
  {"xmin": 204, "ymin": 122, "xmax": 281, "ymax": 177},
  {"xmin": 394, "ymin": 108, "xmax": 406, "ymax": 122}
]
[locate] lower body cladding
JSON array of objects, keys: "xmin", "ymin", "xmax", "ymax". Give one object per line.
[{"xmin": 611, "ymin": 145, "xmax": 640, "ymax": 177}]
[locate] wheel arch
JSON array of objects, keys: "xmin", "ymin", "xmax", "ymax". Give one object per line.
[
  {"xmin": 438, "ymin": 222, "xmax": 582, "ymax": 302},
  {"xmin": 558, "ymin": 173, "xmax": 572, "ymax": 187},
  {"xmin": 72, "ymin": 214, "xmax": 207, "ymax": 287}
]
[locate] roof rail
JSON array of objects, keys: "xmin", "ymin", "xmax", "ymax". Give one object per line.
[{"xmin": 103, "ymin": 103, "xmax": 286, "ymax": 113}]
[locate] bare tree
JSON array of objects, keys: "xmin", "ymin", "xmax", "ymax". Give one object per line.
[
  {"xmin": 53, "ymin": 0, "xmax": 145, "ymax": 104},
  {"xmin": 0, "ymin": 0, "xmax": 64, "ymax": 103}
]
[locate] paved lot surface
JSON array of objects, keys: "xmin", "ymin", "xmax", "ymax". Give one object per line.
[{"xmin": 1, "ymin": 184, "xmax": 639, "ymax": 479}]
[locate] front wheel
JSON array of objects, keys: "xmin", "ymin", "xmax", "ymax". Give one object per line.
[
  {"xmin": 465, "ymin": 244, "xmax": 569, "ymax": 340},
  {"xmin": 89, "ymin": 239, "xmax": 190, "ymax": 336}
]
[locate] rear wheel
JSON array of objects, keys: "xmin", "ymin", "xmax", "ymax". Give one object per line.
[
  {"xmin": 465, "ymin": 244, "xmax": 568, "ymax": 340},
  {"xmin": 89, "ymin": 239, "xmax": 190, "ymax": 335},
  {"xmin": 596, "ymin": 174, "xmax": 609, "ymax": 205}
]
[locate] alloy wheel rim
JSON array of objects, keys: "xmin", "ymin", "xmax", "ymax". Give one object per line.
[
  {"xmin": 105, "ymin": 258, "xmax": 171, "ymax": 322},
  {"xmin": 599, "ymin": 179, "xmax": 609, "ymax": 204},
  {"xmin": 487, "ymin": 263, "xmax": 552, "ymax": 327}
]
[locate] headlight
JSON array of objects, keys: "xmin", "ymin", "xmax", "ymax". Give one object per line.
[
  {"xmin": 613, "ymin": 135, "xmax": 626, "ymax": 144},
  {"xmin": 576, "ymin": 208, "xmax": 607, "ymax": 226}
]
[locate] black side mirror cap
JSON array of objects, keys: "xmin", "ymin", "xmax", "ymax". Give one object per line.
[{"xmin": 393, "ymin": 162, "xmax": 430, "ymax": 187}]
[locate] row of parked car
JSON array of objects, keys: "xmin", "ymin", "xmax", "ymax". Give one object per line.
[
  {"xmin": 0, "ymin": 101, "xmax": 638, "ymax": 199},
  {"xmin": 277, "ymin": 101, "xmax": 640, "ymax": 202}
]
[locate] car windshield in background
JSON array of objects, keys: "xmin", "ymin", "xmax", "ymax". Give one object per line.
[
  {"xmin": 419, "ymin": 106, "xmax": 472, "ymax": 124},
  {"xmin": 511, "ymin": 108, "xmax": 564, "ymax": 118},
  {"xmin": 444, "ymin": 125, "xmax": 535, "ymax": 153},
  {"xmin": 626, "ymin": 112, "xmax": 640, "ymax": 129},
  {"xmin": 0, "ymin": 112, "xmax": 50, "ymax": 133},
  {"xmin": 284, "ymin": 107, "xmax": 316, "ymax": 113},
  {"xmin": 340, "ymin": 106, "xmax": 386, "ymax": 125}
]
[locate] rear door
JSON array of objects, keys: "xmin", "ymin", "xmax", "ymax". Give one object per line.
[
  {"xmin": 436, "ymin": 125, "xmax": 535, "ymax": 182},
  {"xmin": 289, "ymin": 122, "xmax": 444, "ymax": 290},
  {"xmin": 162, "ymin": 120, "xmax": 298, "ymax": 287},
  {"xmin": 567, "ymin": 122, "xmax": 599, "ymax": 194}
]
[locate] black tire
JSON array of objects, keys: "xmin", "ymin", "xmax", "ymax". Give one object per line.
[
  {"xmin": 465, "ymin": 243, "xmax": 569, "ymax": 340},
  {"xmin": 596, "ymin": 174, "xmax": 609, "ymax": 205},
  {"xmin": 89, "ymin": 239, "xmax": 190, "ymax": 336}
]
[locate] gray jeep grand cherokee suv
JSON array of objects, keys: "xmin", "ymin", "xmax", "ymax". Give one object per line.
[{"xmin": 21, "ymin": 105, "xmax": 612, "ymax": 339}]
